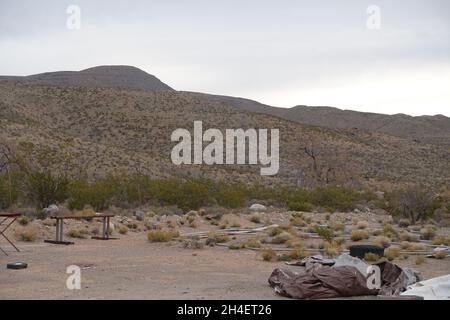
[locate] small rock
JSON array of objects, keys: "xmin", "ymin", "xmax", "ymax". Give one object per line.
[
  {"xmin": 134, "ymin": 211, "xmax": 145, "ymax": 221},
  {"xmin": 250, "ymin": 204, "xmax": 267, "ymax": 212},
  {"xmin": 43, "ymin": 204, "xmax": 59, "ymax": 217}
]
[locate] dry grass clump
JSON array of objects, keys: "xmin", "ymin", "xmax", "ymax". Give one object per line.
[
  {"xmin": 261, "ymin": 248, "xmax": 277, "ymax": 261},
  {"xmin": 182, "ymin": 238, "xmax": 204, "ymax": 249},
  {"xmin": 432, "ymin": 236, "xmax": 450, "ymax": 246},
  {"xmin": 420, "ymin": 225, "xmax": 436, "ymax": 240},
  {"xmin": 205, "ymin": 231, "xmax": 230, "ymax": 246},
  {"xmin": 16, "ymin": 227, "xmax": 38, "ymax": 242},
  {"xmin": 433, "ymin": 251, "xmax": 448, "ymax": 259},
  {"xmin": 384, "ymin": 247, "xmax": 401, "ymax": 261},
  {"xmin": 408, "ymin": 243, "xmax": 426, "ymax": 251},
  {"xmin": 272, "ymin": 231, "xmax": 293, "ymax": 244},
  {"xmin": 350, "ymin": 230, "xmax": 369, "ymax": 241},
  {"xmin": 230, "ymin": 221, "xmax": 241, "ymax": 228},
  {"xmin": 266, "ymin": 226, "xmax": 284, "ymax": 237},
  {"xmin": 400, "ymin": 241, "xmax": 411, "ymax": 250},
  {"xmin": 374, "ymin": 236, "xmax": 391, "ymax": 248},
  {"xmin": 228, "ymin": 243, "xmax": 243, "ymax": 250},
  {"xmin": 147, "ymin": 229, "xmax": 179, "ymax": 242},
  {"xmin": 76, "ymin": 208, "xmax": 96, "ymax": 217},
  {"xmin": 324, "ymin": 241, "xmax": 342, "ymax": 258},
  {"xmin": 249, "ymin": 214, "xmax": 262, "ymax": 224},
  {"xmin": 330, "ymin": 221, "xmax": 345, "ymax": 232},
  {"xmin": 68, "ymin": 228, "xmax": 89, "ymax": 239},
  {"xmin": 285, "ymin": 237, "xmax": 304, "ymax": 248},
  {"xmin": 382, "ymin": 224, "xmax": 399, "ymax": 240},
  {"xmin": 397, "ymin": 219, "xmax": 410, "ymax": 228},
  {"xmin": 290, "ymin": 217, "xmax": 307, "ymax": 227},
  {"xmin": 364, "ymin": 252, "xmax": 380, "ymax": 262},
  {"xmin": 356, "ymin": 221, "xmax": 369, "ymax": 229},
  {"xmin": 42, "ymin": 218, "xmax": 56, "ymax": 226},
  {"xmin": 243, "ymin": 236, "xmax": 262, "ymax": 248},
  {"xmin": 399, "ymin": 231, "xmax": 417, "ymax": 242},
  {"xmin": 415, "ymin": 256, "xmax": 426, "ymax": 265},
  {"xmin": 118, "ymin": 226, "xmax": 128, "ymax": 234},
  {"xmin": 288, "ymin": 248, "xmax": 307, "ymax": 260}
]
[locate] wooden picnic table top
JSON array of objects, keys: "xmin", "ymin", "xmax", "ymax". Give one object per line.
[
  {"xmin": 48, "ymin": 213, "xmax": 115, "ymax": 219},
  {"xmin": 0, "ymin": 212, "xmax": 22, "ymax": 218}
]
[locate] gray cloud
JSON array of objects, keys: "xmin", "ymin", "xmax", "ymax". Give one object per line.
[{"xmin": 1, "ymin": 0, "xmax": 449, "ymax": 115}]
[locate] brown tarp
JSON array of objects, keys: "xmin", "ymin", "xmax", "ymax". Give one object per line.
[
  {"xmin": 269, "ymin": 266, "xmax": 378, "ymax": 299},
  {"xmin": 268, "ymin": 260, "xmax": 409, "ymax": 299}
]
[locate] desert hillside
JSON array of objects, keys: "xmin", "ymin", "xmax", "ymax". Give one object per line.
[{"xmin": 1, "ymin": 67, "xmax": 449, "ymax": 188}]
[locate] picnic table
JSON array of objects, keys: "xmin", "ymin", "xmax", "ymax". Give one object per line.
[
  {"xmin": 44, "ymin": 213, "xmax": 118, "ymax": 245},
  {"xmin": 0, "ymin": 212, "xmax": 21, "ymax": 255}
]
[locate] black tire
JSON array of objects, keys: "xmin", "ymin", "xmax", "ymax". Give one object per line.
[
  {"xmin": 349, "ymin": 245, "xmax": 384, "ymax": 259},
  {"xmin": 7, "ymin": 262, "xmax": 28, "ymax": 269}
]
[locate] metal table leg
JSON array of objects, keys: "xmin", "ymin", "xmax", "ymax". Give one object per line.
[{"xmin": 0, "ymin": 217, "xmax": 20, "ymax": 252}]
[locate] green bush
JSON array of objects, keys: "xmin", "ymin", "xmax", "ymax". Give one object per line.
[
  {"xmin": 213, "ymin": 184, "xmax": 246, "ymax": 208},
  {"xmin": 68, "ymin": 178, "xmax": 117, "ymax": 211},
  {"xmin": 309, "ymin": 186, "xmax": 360, "ymax": 211},
  {"xmin": 0, "ymin": 173, "xmax": 19, "ymax": 209},
  {"xmin": 25, "ymin": 171, "xmax": 69, "ymax": 209}
]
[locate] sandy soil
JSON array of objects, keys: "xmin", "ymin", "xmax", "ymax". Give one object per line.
[
  {"xmin": 0, "ymin": 233, "xmax": 294, "ymax": 300},
  {"xmin": 1, "ymin": 209, "xmax": 449, "ymax": 300}
]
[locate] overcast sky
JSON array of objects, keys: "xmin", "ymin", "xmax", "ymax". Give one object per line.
[{"xmin": 1, "ymin": 0, "xmax": 449, "ymax": 116}]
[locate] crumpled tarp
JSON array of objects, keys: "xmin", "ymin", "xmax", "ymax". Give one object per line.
[
  {"xmin": 268, "ymin": 266, "xmax": 378, "ymax": 299},
  {"xmin": 334, "ymin": 253, "xmax": 369, "ymax": 277},
  {"xmin": 401, "ymin": 274, "xmax": 450, "ymax": 300},
  {"xmin": 286, "ymin": 255, "xmax": 335, "ymax": 272},
  {"xmin": 269, "ymin": 254, "xmax": 422, "ymax": 299}
]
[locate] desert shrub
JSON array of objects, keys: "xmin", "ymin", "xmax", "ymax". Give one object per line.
[
  {"xmin": 415, "ymin": 256, "xmax": 426, "ymax": 265},
  {"xmin": 205, "ymin": 232, "xmax": 230, "ymax": 246},
  {"xmin": 118, "ymin": 226, "xmax": 128, "ymax": 235},
  {"xmin": 266, "ymin": 226, "xmax": 284, "ymax": 237},
  {"xmin": 382, "ymin": 224, "xmax": 399, "ymax": 239},
  {"xmin": 400, "ymin": 241, "xmax": 411, "ymax": 250},
  {"xmin": 420, "ymin": 226, "xmax": 436, "ymax": 240},
  {"xmin": 330, "ymin": 221, "xmax": 345, "ymax": 232},
  {"xmin": 67, "ymin": 228, "xmax": 88, "ymax": 239},
  {"xmin": 147, "ymin": 230, "xmax": 179, "ymax": 242},
  {"xmin": 324, "ymin": 241, "xmax": 341, "ymax": 258},
  {"xmin": 315, "ymin": 226, "xmax": 334, "ymax": 242},
  {"xmin": 0, "ymin": 173, "xmax": 19, "ymax": 209},
  {"xmin": 287, "ymin": 201, "xmax": 313, "ymax": 212},
  {"xmin": 272, "ymin": 232, "xmax": 293, "ymax": 244},
  {"xmin": 309, "ymin": 186, "xmax": 360, "ymax": 212},
  {"xmin": 288, "ymin": 248, "xmax": 307, "ymax": 260},
  {"xmin": 18, "ymin": 216, "xmax": 31, "ymax": 226},
  {"xmin": 17, "ymin": 227, "xmax": 38, "ymax": 242},
  {"xmin": 384, "ymin": 247, "xmax": 401, "ymax": 261},
  {"xmin": 398, "ymin": 219, "xmax": 410, "ymax": 228},
  {"xmin": 432, "ymin": 236, "xmax": 450, "ymax": 246},
  {"xmin": 290, "ymin": 217, "xmax": 307, "ymax": 227},
  {"xmin": 261, "ymin": 249, "xmax": 277, "ymax": 261},
  {"xmin": 386, "ymin": 186, "xmax": 441, "ymax": 224},
  {"xmin": 213, "ymin": 184, "xmax": 246, "ymax": 209},
  {"xmin": 149, "ymin": 179, "xmax": 210, "ymax": 212},
  {"xmin": 350, "ymin": 230, "xmax": 369, "ymax": 241},
  {"xmin": 356, "ymin": 221, "xmax": 369, "ymax": 229},
  {"xmin": 374, "ymin": 236, "xmax": 391, "ymax": 248},
  {"xmin": 182, "ymin": 237, "xmax": 204, "ymax": 249},
  {"xmin": 228, "ymin": 243, "xmax": 242, "ymax": 250},
  {"xmin": 25, "ymin": 171, "xmax": 69, "ymax": 209},
  {"xmin": 364, "ymin": 252, "xmax": 380, "ymax": 262},
  {"xmin": 399, "ymin": 231, "xmax": 417, "ymax": 242},
  {"xmin": 433, "ymin": 251, "xmax": 447, "ymax": 259},
  {"xmin": 249, "ymin": 214, "xmax": 261, "ymax": 223},
  {"xmin": 243, "ymin": 236, "xmax": 262, "ymax": 248},
  {"xmin": 68, "ymin": 178, "xmax": 117, "ymax": 211}
]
